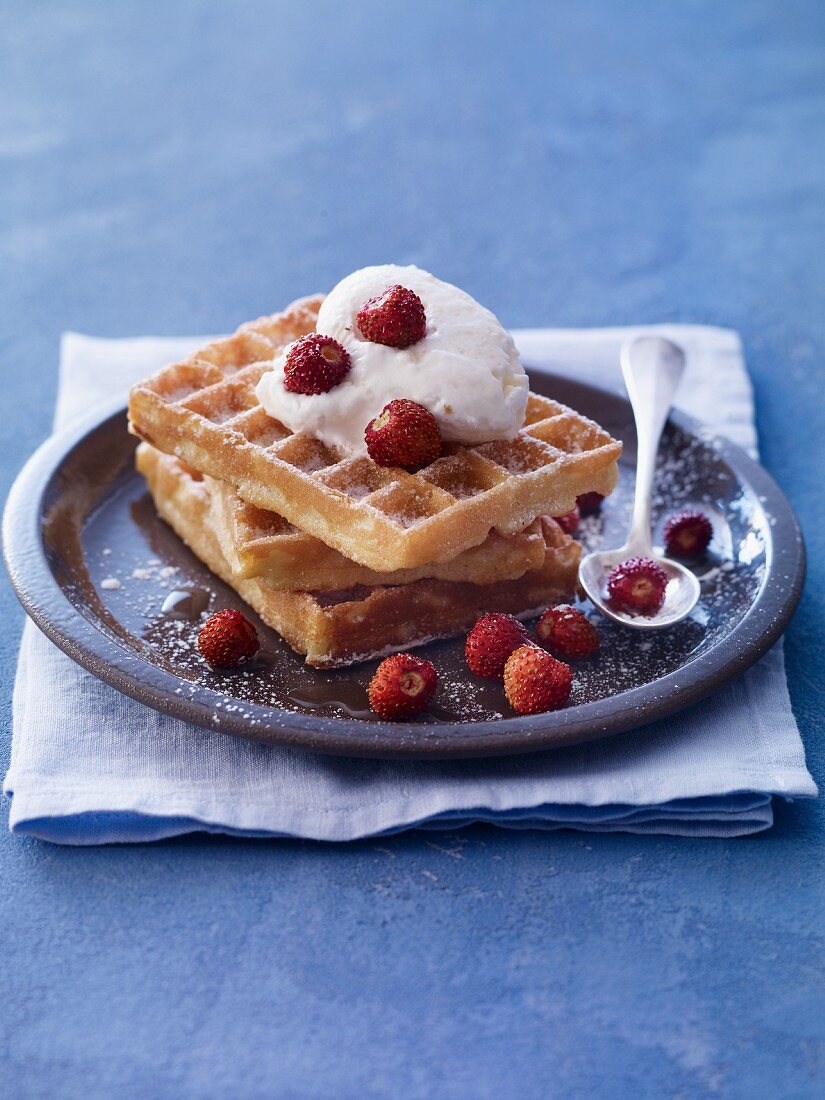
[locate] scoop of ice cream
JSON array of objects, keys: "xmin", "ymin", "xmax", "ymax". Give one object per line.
[{"xmin": 255, "ymin": 264, "xmax": 529, "ymax": 454}]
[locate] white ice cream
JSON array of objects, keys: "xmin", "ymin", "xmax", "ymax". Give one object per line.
[{"xmin": 255, "ymin": 264, "xmax": 529, "ymax": 454}]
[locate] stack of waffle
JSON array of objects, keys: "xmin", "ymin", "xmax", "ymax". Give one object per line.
[{"xmin": 128, "ymin": 296, "xmax": 622, "ymax": 667}]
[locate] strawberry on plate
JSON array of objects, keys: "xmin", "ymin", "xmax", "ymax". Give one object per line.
[
  {"xmin": 368, "ymin": 654, "xmax": 438, "ymax": 720},
  {"xmin": 553, "ymin": 505, "xmax": 580, "ymax": 536},
  {"xmin": 197, "ymin": 609, "xmax": 259, "ymax": 668},
  {"xmin": 536, "ymin": 605, "xmax": 600, "ymax": 659},
  {"xmin": 465, "ymin": 613, "xmax": 532, "ymax": 679},
  {"xmin": 576, "ymin": 491, "xmax": 604, "ymax": 516},
  {"xmin": 503, "ymin": 645, "xmax": 573, "ymax": 715},
  {"xmin": 664, "ymin": 508, "xmax": 713, "ymax": 558}
]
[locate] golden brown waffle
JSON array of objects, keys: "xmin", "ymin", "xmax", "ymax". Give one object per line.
[
  {"xmin": 136, "ymin": 444, "xmax": 546, "ymax": 590},
  {"xmin": 129, "ymin": 296, "xmax": 621, "ymax": 573},
  {"xmin": 200, "ymin": 465, "xmax": 547, "ymax": 590},
  {"xmin": 139, "ymin": 447, "xmax": 583, "ymax": 668}
]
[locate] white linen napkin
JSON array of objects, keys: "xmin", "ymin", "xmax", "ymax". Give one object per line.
[{"xmin": 3, "ymin": 325, "xmax": 816, "ymax": 843}]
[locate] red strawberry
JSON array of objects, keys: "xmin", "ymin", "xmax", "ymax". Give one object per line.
[
  {"xmin": 607, "ymin": 557, "xmax": 668, "ymax": 615},
  {"xmin": 664, "ymin": 508, "xmax": 713, "ymax": 558},
  {"xmin": 365, "ymin": 399, "xmax": 442, "ymax": 471},
  {"xmin": 576, "ymin": 492, "xmax": 604, "ymax": 516},
  {"xmin": 197, "ymin": 609, "xmax": 259, "ymax": 668},
  {"xmin": 553, "ymin": 505, "xmax": 580, "ymax": 536},
  {"xmin": 368, "ymin": 654, "xmax": 438, "ymax": 720},
  {"xmin": 465, "ymin": 613, "xmax": 532, "ymax": 679},
  {"xmin": 503, "ymin": 645, "xmax": 573, "ymax": 715},
  {"xmin": 283, "ymin": 333, "xmax": 351, "ymax": 394},
  {"xmin": 356, "ymin": 285, "xmax": 427, "ymax": 349},
  {"xmin": 536, "ymin": 605, "xmax": 600, "ymax": 659}
]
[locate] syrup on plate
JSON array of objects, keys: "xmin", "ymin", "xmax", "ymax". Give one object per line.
[{"xmin": 160, "ymin": 587, "xmax": 210, "ymax": 619}]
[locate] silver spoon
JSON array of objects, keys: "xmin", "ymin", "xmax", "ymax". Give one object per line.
[{"xmin": 579, "ymin": 335, "xmax": 701, "ymax": 629}]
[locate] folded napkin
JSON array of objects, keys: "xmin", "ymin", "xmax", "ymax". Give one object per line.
[{"xmin": 4, "ymin": 324, "xmax": 816, "ymax": 843}]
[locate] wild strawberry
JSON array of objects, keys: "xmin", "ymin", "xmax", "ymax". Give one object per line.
[
  {"xmin": 365, "ymin": 399, "xmax": 442, "ymax": 471},
  {"xmin": 465, "ymin": 613, "xmax": 532, "ymax": 679},
  {"xmin": 356, "ymin": 285, "xmax": 427, "ymax": 349},
  {"xmin": 553, "ymin": 505, "xmax": 580, "ymax": 536},
  {"xmin": 197, "ymin": 609, "xmax": 259, "ymax": 668},
  {"xmin": 368, "ymin": 653, "xmax": 438, "ymax": 720},
  {"xmin": 576, "ymin": 492, "xmax": 604, "ymax": 516},
  {"xmin": 664, "ymin": 508, "xmax": 713, "ymax": 558},
  {"xmin": 607, "ymin": 557, "xmax": 668, "ymax": 615},
  {"xmin": 283, "ymin": 333, "xmax": 351, "ymax": 394},
  {"xmin": 503, "ymin": 645, "xmax": 573, "ymax": 715},
  {"xmin": 536, "ymin": 605, "xmax": 600, "ymax": 659}
]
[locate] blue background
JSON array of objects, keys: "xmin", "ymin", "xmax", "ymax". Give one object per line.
[{"xmin": 2, "ymin": 2, "xmax": 824, "ymax": 1097}]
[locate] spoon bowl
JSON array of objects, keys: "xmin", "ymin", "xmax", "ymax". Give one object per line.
[
  {"xmin": 579, "ymin": 334, "xmax": 701, "ymax": 629},
  {"xmin": 579, "ymin": 546, "xmax": 701, "ymax": 629}
]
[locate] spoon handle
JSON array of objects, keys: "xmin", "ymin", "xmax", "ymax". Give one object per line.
[{"xmin": 620, "ymin": 336, "xmax": 686, "ymax": 556}]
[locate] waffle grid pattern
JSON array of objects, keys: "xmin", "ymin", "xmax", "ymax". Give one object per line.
[
  {"xmin": 129, "ymin": 297, "xmax": 620, "ymax": 572},
  {"xmin": 203, "ymin": 470, "xmax": 547, "ymax": 591}
]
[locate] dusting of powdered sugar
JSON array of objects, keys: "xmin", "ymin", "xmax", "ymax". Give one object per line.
[{"xmin": 76, "ymin": 421, "xmax": 768, "ymax": 727}]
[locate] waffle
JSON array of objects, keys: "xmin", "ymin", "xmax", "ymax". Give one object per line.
[
  {"xmin": 137, "ymin": 444, "xmax": 546, "ymax": 590},
  {"xmin": 139, "ymin": 447, "xmax": 583, "ymax": 668},
  {"xmin": 198, "ymin": 465, "xmax": 547, "ymax": 590},
  {"xmin": 128, "ymin": 296, "xmax": 621, "ymax": 573}
]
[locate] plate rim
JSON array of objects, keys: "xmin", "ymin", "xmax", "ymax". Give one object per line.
[{"xmin": 2, "ymin": 375, "xmax": 806, "ymax": 759}]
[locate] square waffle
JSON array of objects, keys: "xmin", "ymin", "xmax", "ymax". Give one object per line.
[
  {"xmin": 139, "ymin": 447, "xmax": 583, "ymax": 668},
  {"xmin": 129, "ymin": 296, "xmax": 621, "ymax": 573},
  {"xmin": 196, "ymin": 462, "xmax": 547, "ymax": 590}
]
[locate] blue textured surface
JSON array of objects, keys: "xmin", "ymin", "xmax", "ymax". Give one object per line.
[{"xmin": 2, "ymin": 2, "xmax": 824, "ymax": 1097}]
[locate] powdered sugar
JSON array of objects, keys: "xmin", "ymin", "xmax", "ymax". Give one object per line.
[{"xmin": 79, "ymin": 413, "xmax": 767, "ymax": 728}]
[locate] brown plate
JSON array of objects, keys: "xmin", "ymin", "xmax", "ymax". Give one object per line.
[{"xmin": 2, "ymin": 372, "xmax": 805, "ymax": 759}]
